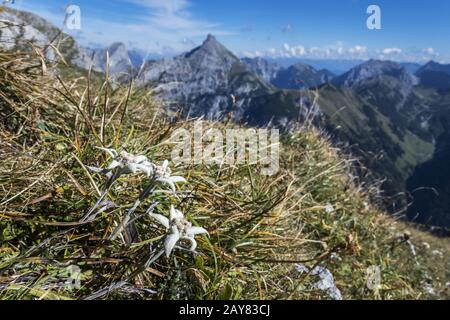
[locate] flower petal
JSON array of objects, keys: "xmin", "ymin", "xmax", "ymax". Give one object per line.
[
  {"xmin": 157, "ymin": 178, "xmax": 176, "ymax": 192},
  {"xmin": 170, "ymin": 176, "xmax": 187, "ymax": 184},
  {"xmin": 136, "ymin": 163, "xmax": 153, "ymax": 177},
  {"xmin": 187, "ymin": 226, "xmax": 209, "ymax": 237},
  {"xmin": 127, "ymin": 163, "xmax": 138, "ymax": 173},
  {"xmin": 181, "ymin": 236, "xmax": 198, "ymax": 252},
  {"xmin": 150, "ymin": 213, "xmax": 170, "ymax": 229},
  {"xmin": 107, "ymin": 160, "xmax": 122, "ymax": 170},
  {"xmin": 162, "ymin": 160, "xmax": 169, "ymax": 170},
  {"xmin": 134, "ymin": 155, "xmax": 149, "ymax": 163},
  {"xmin": 105, "ymin": 171, "xmax": 113, "ymax": 180},
  {"xmin": 96, "ymin": 147, "xmax": 118, "ymax": 158},
  {"xmin": 165, "ymin": 228, "xmax": 180, "ymax": 258},
  {"xmin": 170, "ymin": 206, "xmax": 184, "ymax": 220},
  {"xmin": 86, "ymin": 166, "xmax": 104, "ymax": 173}
]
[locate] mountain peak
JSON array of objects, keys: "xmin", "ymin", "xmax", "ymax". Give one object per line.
[
  {"xmin": 204, "ymin": 34, "xmax": 217, "ymax": 43},
  {"xmin": 424, "ymin": 60, "xmax": 439, "ymax": 66},
  {"xmin": 417, "ymin": 60, "xmax": 450, "ymax": 75},
  {"xmin": 107, "ymin": 42, "xmax": 127, "ymax": 55},
  {"xmin": 362, "ymin": 59, "xmax": 401, "ymax": 68},
  {"xmin": 415, "ymin": 60, "xmax": 450, "ymax": 90},
  {"xmin": 242, "ymin": 56, "xmax": 282, "ymax": 83},
  {"xmin": 108, "ymin": 42, "xmax": 126, "ymax": 49},
  {"xmin": 290, "ymin": 62, "xmax": 316, "ymax": 72},
  {"xmin": 184, "ymin": 34, "xmax": 237, "ymax": 63},
  {"xmin": 200, "ymin": 34, "xmax": 225, "ymax": 51},
  {"xmin": 332, "ymin": 59, "xmax": 416, "ymax": 87}
]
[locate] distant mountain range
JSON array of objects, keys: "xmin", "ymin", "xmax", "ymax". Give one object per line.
[
  {"xmin": 134, "ymin": 34, "xmax": 274, "ymax": 119},
  {"xmin": 243, "ymin": 57, "xmax": 335, "ymax": 90},
  {"xmin": 265, "ymin": 58, "xmax": 365, "ymax": 75},
  {"xmin": 2, "ymin": 7, "xmax": 450, "ymax": 228},
  {"xmin": 415, "ymin": 61, "xmax": 450, "ymax": 91}
]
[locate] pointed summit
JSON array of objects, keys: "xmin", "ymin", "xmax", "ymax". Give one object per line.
[
  {"xmin": 332, "ymin": 59, "xmax": 416, "ymax": 88},
  {"xmin": 204, "ymin": 34, "xmax": 217, "ymax": 43},
  {"xmin": 415, "ymin": 60, "xmax": 450, "ymax": 90},
  {"xmin": 89, "ymin": 42, "xmax": 132, "ymax": 75},
  {"xmin": 107, "ymin": 42, "xmax": 127, "ymax": 55},
  {"xmin": 184, "ymin": 34, "xmax": 238, "ymax": 65},
  {"xmin": 198, "ymin": 34, "xmax": 227, "ymax": 53},
  {"xmin": 417, "ymin": 60, "xmax": 450, "ymax": 75}
]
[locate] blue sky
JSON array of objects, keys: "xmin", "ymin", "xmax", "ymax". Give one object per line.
[{"xmin": 9, "ymin": 0, "xmax": 450, "ymax": 62}]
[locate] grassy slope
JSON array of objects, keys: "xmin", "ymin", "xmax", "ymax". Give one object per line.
[{"xmin": 0, "ymin": 48, "xmax": 448, "ymax": 300}]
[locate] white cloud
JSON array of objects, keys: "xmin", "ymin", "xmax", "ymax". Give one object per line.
[
  {"xmin": 242, "ymin": 42, "xmax": 446, "ymax": 63},
  {"xmin": 242, "ymin": 50, "xmax": 263, "ymax": 58},
  {"xmin": 266, "ymin": 48, "xmax": 277, "ymax": 56},
  {"xmin": 20, "ymin": 0, "xmax": 230, "ymax": 53},
  {"xmin": 422, "ymin": 47, "xmax": 438, "ymax": 56},
  {"xmin": 382, "ymin": 48, "xmax": 402, "ymax": 55},
  {"xmin": 348, "ymin": 45, "xmax": 368, "ymax": 55},
  {"xmin": 282, "ymin": 43, "xmax": 306, "ymax": 57}
]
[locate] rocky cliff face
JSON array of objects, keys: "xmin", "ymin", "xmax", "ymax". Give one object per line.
[
  {"xmin": 332, "ymin": 59, "xmax": 418, "ymax": 89},
  {"xmin": 135, "ymin": 35, "xmax": 274, "ymax": 119},
  {"xmin": 272, "ymin": 63, "xmax": 334, "ymax": 89},
  {"xmin": 241, "ymin": 57, "xmax": 282, "ymax": 83},
  {"xmin": 88, "ymin": 42, "xmax": 133, "ymax": 75},
  {"xmin": 0, "ymin": 8, "xmax": 133, "ymax": 77},
  {"xmin": 242, "ymin": 57, "xmax": 334, "ymax": 90},
  {"xmin": 0, "ymin": 8, "xmax": 93, "ymax": 69}
]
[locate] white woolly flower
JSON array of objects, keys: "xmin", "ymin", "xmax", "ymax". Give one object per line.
[
  {"xmin": 150, "ymin": 205, "xmax": 208, "ymax": 258},
  {"xmin": 325, "ymin": 204, "xmax": 335, "ymax": 213},
  {"xmin": 154, "ymin": 160, "xmax": 186, "ymax": 192},
  {"xmin": 89, "ymin": 147, "xmax": 154, "ymax": 178}
]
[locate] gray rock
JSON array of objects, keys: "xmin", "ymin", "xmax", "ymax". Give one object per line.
[{"xmin": 135, "ymin": 35, "xmax": 273, "ymax": 119}]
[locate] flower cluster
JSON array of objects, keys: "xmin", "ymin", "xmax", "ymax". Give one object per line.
[
  {"xmin": 88, "ymin": 148, "xmax": 186, "ymax": 191},
  {"xmin": 150, "ymin": 206, "xmax": 209, "ymax": 257},
  {"xmin": 85, "ymin": 147, "xmax": 207, "ymax": 258}
]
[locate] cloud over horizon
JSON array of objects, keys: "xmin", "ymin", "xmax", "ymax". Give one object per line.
[
  {"xmin": 11, "ymin": 0, "xmax": 450, "ymax": 63},
  {"xmin": 241, "ymin": 42, "xmax": 442, "ymax": 63}
]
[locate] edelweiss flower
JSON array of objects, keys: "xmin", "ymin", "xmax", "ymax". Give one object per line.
[
  {"xmin": 83, "ymin": 148, "xmax": 153, "ymax": 222},
  {"xmin": 324, "ymin": 204, "xmax": 335, "ymax": 214},
  {"xmin": 150, "ymin": 205, "xmax": 208, "ymax": 257},
  {"xmin": 154, "ymin": 160, "xmax": 186, "ymax": 192},
  {"xmin": 88, "ymin": 147, "xmax": 154, "ymax": 178}
]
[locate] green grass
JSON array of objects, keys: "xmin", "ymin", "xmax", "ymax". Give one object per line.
[{"xmin": 0, "ymin": 47, "xmax": 448, "ymax": 300}]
